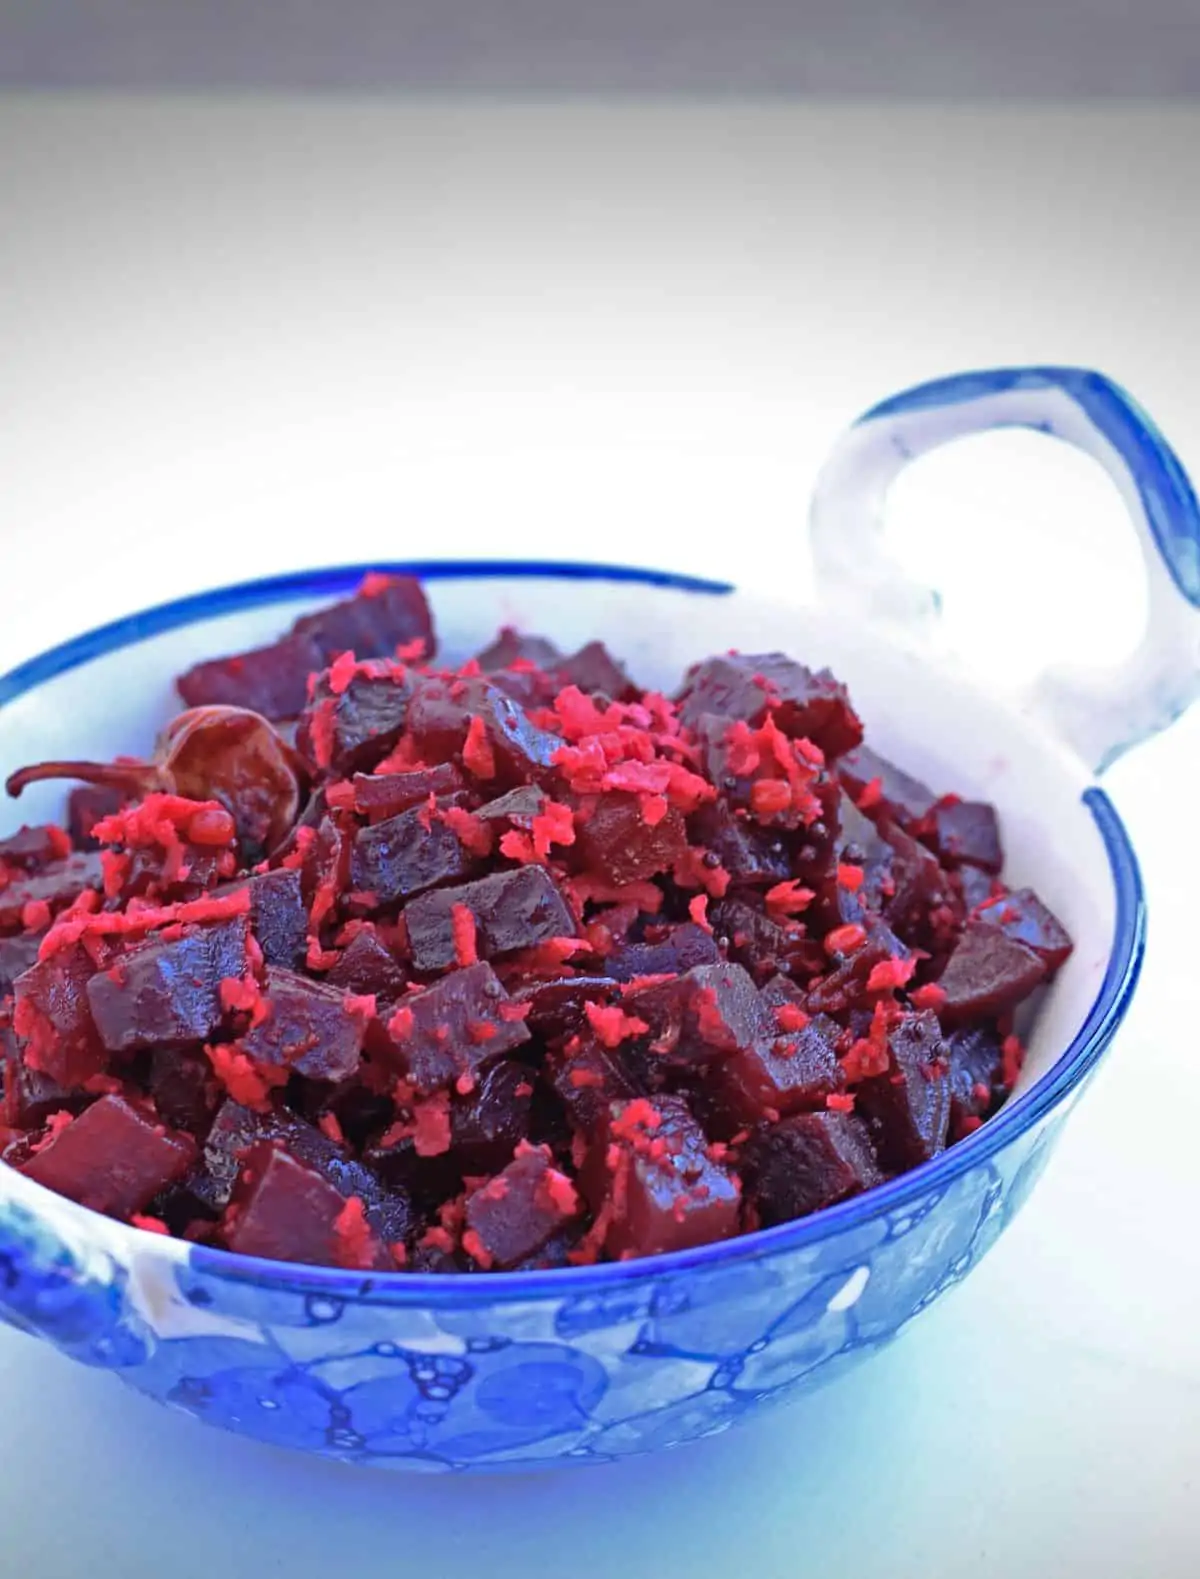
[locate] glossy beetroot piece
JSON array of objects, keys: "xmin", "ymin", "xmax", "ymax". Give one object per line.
[
  {"xmin": 18, "ymin": 1095, "xmax": 196, "ymax": 1218},
  {"xmin": 177, "ymin": 574, "xmax": 433, "ymax": 718},
  {"xmin": 383, "ymin": 961, "xmax": 531, "ymax": 1094},
  {"xmin": 742, "ymin": 1111, "xmax": 883, "ymax": 1225},
  {"xmin": 402, "ymin": 866, "xmax": 577, "ymax": 972},
  {"xmin": 85, "ymin": 918, "xmax": 248, "ymax": 1054},
  {"xmin": 0, "ymin": 577, "xmax": 1074, "ymax": 1272},
  {"xmin": 463, "ymin": 1146, "xmax": 581, "ymax": 1269}
]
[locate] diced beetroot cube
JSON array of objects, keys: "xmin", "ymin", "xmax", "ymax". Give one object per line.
[
  {"xmin": 67, "ymin": 785, "xmax": 128, "ymax": 850},
  {"xmin": 937, "ymin": 921, "xmax": 1047, "ymax": 1025},
  {"xmin": 710, "ymin": 898, "xmax": 819, "ymax": 982},
  {"xmin": 557, "ymin": 641, "xmax": 637, "ymax": 700},
  {"xmin": 604, "ymin": 922, "xmax": 720, "ymax": 982},
  {"xmin": 450, "ymin": 1060, "xmax": 535, "ymax": 1174},
  {"xmin": 297, "ymin": 668, "xmax": 413, "ymax": 776},
  {"xmin": 0, "ymin": 934, "xmax": 41, "ymax": 997},
  {"xmin": 881, "ymin": 823, "xmax": 956, "ymax": 941},
  {"xmin": 690, "ymin": 800, "xmax": 792, "ymax": 888},
  {"xmin": 403, "ymin": 866, "xmax": 577, "ymax": 972},
  {"xmin": 803, "ymin": 919, "xmax": 908, "ymax": 1017},
  {"xmin": 928, "ymin": 799, "xmax": 1003, "ymax": 873},
  {"xmin": 19, "ymin": 1094, "xmax": 196, "ymax": 1217},
  {"xmin": 296, "ymin": 813, "xmax": 351, "ymax": 924},
  {"xmin": 0, "ymin": 852, "xmax": 104, "ymax": 933},
  {"xmin": 464, "ymin": 1147, "xmax": 581, "ymax": 1270},
  {"xmin": 241, "ymin": 867, "xmax": 308, "ymax": 970},
  {"xmin": 712, "ymin": 1009, "xmax": 845, "ymax": 1124},
  {"xmin": 353, "ymin": 764, "xmax": 465, "ymax": 824},
  {"xmin": 629, "ymin": 962, "xmax": 772, "ymax": 1066},
  {"xmin": 587, "ymin": 1096, "xmax": 741, "ymax": 1259},
  {"xmin": 12, "ymin": 942, "xmax": 108, "ymax": 1088},
  {"xmin": 509, "ymin": 975, "xmax": 618, "ymax": 1040},
  {"xmin": 1, "ymin": 1024, "xmax": 91, "ymax": 1129},
  {"xmin": 676, "ymin": 652, "xmax": 863, "ymax": 759},
  {"xmin": 225, "ymin": 1143, "xmax": 389, "ymax": 1268},
  {"xmin": 945, "ymin": 1025, "xmax": 1003, "ymax": 1137},
  {"xmin": 0, "ymin": 825, "xmax": 72, "ymax": 872},
  {"xmin": 384, "ymin": 960, "xmax": 531, "ymax": 1093},
  {"xmin": 474, "ymin": 629, "xmax": 562, "ymax": 672},
  {"xmin": 178, "ymin": 576, "xmax": 434, "ymax": 718},
  {"xmin": 148, "ymin": 1047, "xmax": 220, "ymax": 1135},
  {"xmin": 240, "ymin": 968, "xmax": 368, "ymax": 1082},
  {"xmin": 85, "ymin": 918, "xmax": 248, "ymax": 1053},
  {"xmin": 291, "ymin": 574, "xmax": 434, "ymax": 667},
  {"xmin": 178, "ymin": 630, "xmax": 327, "ymax": 720},
  {"xmin": 326, "ymin": 924, "xmax": 408, "ymax": 1001},
  {"xmin": 409, "ymin": 678, "xmax": 560, "ymax": 786},
  {"xmin": 573, "ymin": 792, "xmax": 688, "ymax": 886},
  {"xmin": 856, "ymin": 1011, "xmax": 951, "ymax": 1171},
  {"xmin": 349, "ymin": 800, "xmax": 477, "ymax": 906},
  {"xmin": 475, "ymin": 784, "xmax": 547, "ymax": 829},
  {"xmin": 742, "ymin": 1111, "xmax": 883, "ymax": 1225},
  {"xmin": 973, "ymin": 888, "xmax": 1073, "ymax": 971},
  {"xmin": 550, "ymin": 1030, "xmax": 642, "ymax": 1133},
  {"xmin": 836, "ymin": 744, "xmax": 936, "ymax": 828},
  {"xmin": 958, "ymin": 863, "xmax": 1000, "ymax": 913}
]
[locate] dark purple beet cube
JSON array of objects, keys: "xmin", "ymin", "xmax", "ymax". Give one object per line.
[
  {"xmin": 629, "ymin": 961, "xmax": 771, "ymax": 1066},
  {"xmin": 550, "ymin": 1030, "xmax": 642, "ymax": 1133},
  {"xmin": 384, "ymin": 960, "xmax": 531, "ymax": 1093},
  {"xmin": 937, "ymin": 921, "xmax": 1047, "ymax": 1025},
  {"xmin": 177, "ymin": 629, "xmax": 327, "ymax": 720},
  {"xmin": 67, "ymin": 785, "xmax": 127, "ymax": 850},
  {"xmin": 1, "ymin": 1025, "xmax": 91, "ymax": 1129},
  {"xmin": 353, "ymin": 764, "xmax": 465, "ymax": 824},
  {"xmin": 474, "ymin": 628, "xmax": 562, "ymax": 672},
  {"xmin": 464, "ymin": 1147, "xmax": 581, "ymax": 1270},
  {"xmin": 557, "ymin": 641, "xmax": 636, "ymax": 700},
  {"xmin": 19, "ymin": 1094, "xmax": 196, "ymax": 1217},
  {"xmin": 802, "ymin": 919, "xmax": 908, "ymax": 1016},
  {"xmin": 856, "ymin": 1010, "xmax": 951, "ymax": 1171},
  {"xmin": 676, "ymin": 652, "xmax": 863, "ymax": 758},
  {"xmin": 298, "ymin": 668, "xmax": 413, "ymax": 776},
  {"xmin": 710, "ymin": 898, "xmax": 818, "ymax": 982},
  {"xmin": 240, "ymin": 968, "xmax": 368, "ymax": 1082},
  {"xmin": 0, "ymin": 934, "xmax": 41, "ymax": 998},
  {"xmin": 403, "ymin": 866, "xmax": 577, "ymax": 972},
  {"xmin": 959, "ymin": 863, "xmax": 1000, "ymax": 914},
  {"xmin": 0, "ymin": 852, "xmax": 104, "ymax": 933},
  {"xmin": 742, "ymin": 1111, "xmax": 882, "ymax": 1225},
  {"xmin": 589, "ymin": 1096, "xmax": 741, "ymax": 1259},
  {"xmin": 291, "ymin": 574, "xmax": 434, "ymax": 666},
  {"xmin": 242, "ymin": 867, "xmax": 308, "ymax": 970},
  {"xmin": 12, "ymin": 942, "xmax": 108, "ymax": 1088},
  {"xmin": 690, "ymin": 800, "xmax": 792, "ymax": 888},
  {"xmin": 929, "ymin": 799, "xmax": 1003, "ymax": 873},
  {"xmin": 326, "ymin": 924, "xmax": 408, "ymax": 1001},
  {"xmin": 85, "ymin": 917, "xmax": 248, "ymax": 1053},
  {"xmin": 574, "ymin": 792, "xmax": 688, "ymax": 885},
  {"xmin": 881, "ymin": 823, "xmax": 955, "ymax": 940},
  {"xmin": 604, "ymin": 922, "xmax": 720, "ymax": 982},
  {"xmin": 350, "ymin": 799, "xmax": 477, "ymax": 906},
  {"xmin": 225, "ymin": 1143, "xmax": 388, "ymax": 1268},
  {"xmin": 509, "ymin": 974, "xmax": 618, "ymax": 1039},
  {"xmin": 148, "ymin": 1046, "xmax": 219, "ymax": 1135},
  {"xmin": 450, "ymin": 1060, "xmax": 535, "ymax": 1174},
  {"xmin": 713, "ymin": 1009, "xmax": 845, "ymax": 1123},
  {"xmin": 0, "ymin": 825, "xmax": 71, "ymax": 872},
  {"xmin": 475, "ymin": 784, "xmax": 547, "ymax": 829},
  {"xmin": 837, "ymin": 744, "xmax": 936, "ymax": 828},
  {"xmin": 409, "ymin": 678, "xmax": 560, "ymax": 786},
  {"xmin": 973, "ymin": 888, "xmax": 1073, "ymax": 971},
  {"xmin": 945, "ymin": 1024, "xmax": 1003, "ymax": 1137}
]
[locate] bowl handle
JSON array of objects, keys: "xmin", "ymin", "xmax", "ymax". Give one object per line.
[{"xmin": 809, "ymin": 366, "xmax": 1200, "ymax": 772}]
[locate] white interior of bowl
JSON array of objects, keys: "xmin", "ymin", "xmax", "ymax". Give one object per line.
[{"xmin": 0, "ymin": 574, "xmax": 1112, "ymax": 1099}]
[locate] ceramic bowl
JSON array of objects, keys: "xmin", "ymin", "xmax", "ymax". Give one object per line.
[{"xmin": 0, "ymin": 366, "xmax": 1194, "ymax": 1473}]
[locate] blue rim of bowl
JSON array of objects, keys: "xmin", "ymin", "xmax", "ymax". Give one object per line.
[{"xmin": 0, "ymin": 560, "xmax": 1145, "ymax": 1303}]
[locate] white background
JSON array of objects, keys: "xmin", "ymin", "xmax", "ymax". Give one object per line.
[{"xmin": 1, "ymin": 99, "xmax": 1199, "ymax": 1576}]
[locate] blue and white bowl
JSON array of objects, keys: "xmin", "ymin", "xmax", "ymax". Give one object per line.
[{"xmin": 0, "ymin": 366, "xmax": 1193, "ymax": 1473}]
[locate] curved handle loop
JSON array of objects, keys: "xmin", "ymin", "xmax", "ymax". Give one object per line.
[{"xmin": 809, "ymin": 366, "xmax": 1200, "ymax": 772}]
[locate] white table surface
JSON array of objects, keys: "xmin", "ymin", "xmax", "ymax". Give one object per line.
[{"xmin": 0, "ymin": 99, "xmax": 1198, "ymax": 1577}]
